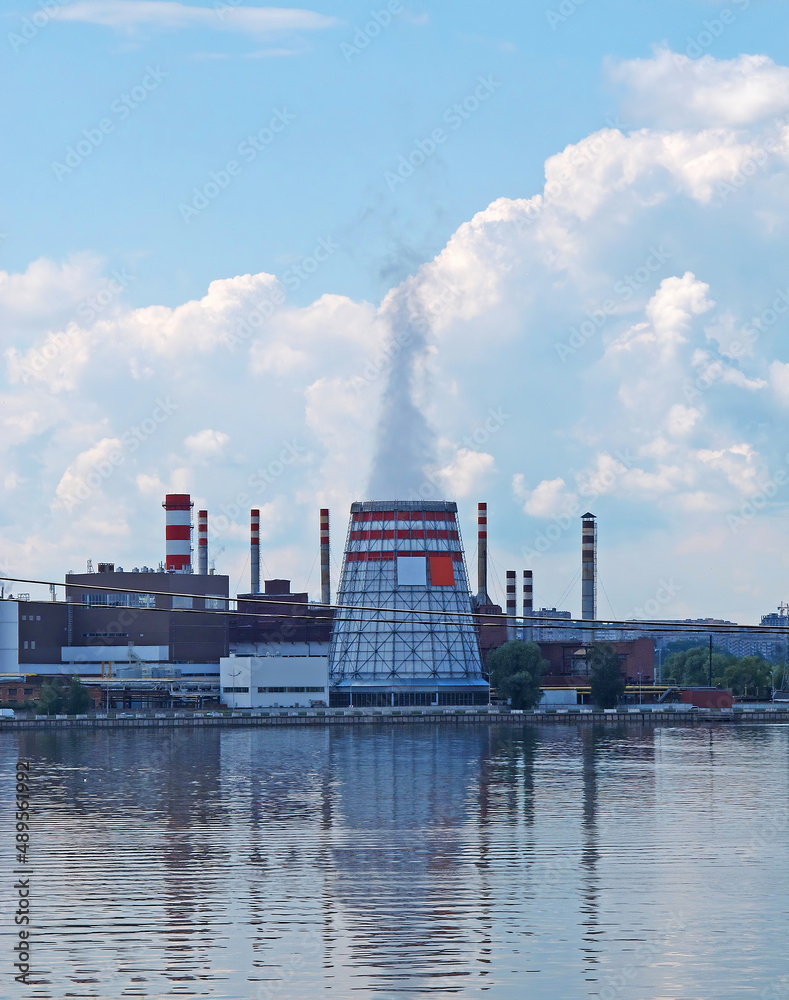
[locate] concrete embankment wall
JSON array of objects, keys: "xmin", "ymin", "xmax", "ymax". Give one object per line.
[{"xmin": 2, "ymin": 707, "xmax": 789, "ymax": 730}]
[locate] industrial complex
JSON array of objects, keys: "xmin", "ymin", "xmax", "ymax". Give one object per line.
[{"xmin": 0, "ymin": 493, "xmax": 786, "ymax": 711}]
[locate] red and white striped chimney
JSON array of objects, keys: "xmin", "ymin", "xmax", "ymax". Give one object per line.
[
  {"xmin": 320, "ymin": 508, "xmax": 330, "ymax": 605},
  {"xmin": 251, "ymin": 508, "xmax": 260, "ymax": 595},
  {"xmin": 163, "ymin": 494, "xmax": 193, "ymax": 573},
  {"xmin": 476, "ymin": 502, "xmax": 489, "ymax": 605},
  {"xmin": 197, "ymin": 510, "xmax": 208, "ymax": 576}
]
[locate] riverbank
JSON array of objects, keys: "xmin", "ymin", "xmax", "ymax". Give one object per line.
[{"xmin": 1, "ymin": 705, "xmax": 788, "ymax": 729}]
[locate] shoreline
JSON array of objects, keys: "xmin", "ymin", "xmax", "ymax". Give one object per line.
[{"xmin": 2, "ymin": 706, "xmax": 788, "ymax": 729}]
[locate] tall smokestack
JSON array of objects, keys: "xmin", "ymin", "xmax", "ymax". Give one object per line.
[
  {"xmin": 506, "ymin": 570, "xmax": 516, "ymax": 640},
  {"xmin": 581, "ymin": 513, "xmax": 597, "ymax": 621},
  {"xmin": 523, "ymin": 569, "xmax": 533, "ymax": 641},
  {"xmin": 251, "ymin": 508, "xmax": 260, "ymax": 595},
  {"xmin": 163, "ymin": 494, "xmax": 193, "ymax": 573},
  {"xmin": 197, "ymin": 510, "xmax": 208, "ymax": 576},
  {"xmin": 320, "ymin": 508, "xmax": 331, "ymax": 605},
  {"xmin": 476, "ymin": 502, "xmax": 489, "ymax": 604}
]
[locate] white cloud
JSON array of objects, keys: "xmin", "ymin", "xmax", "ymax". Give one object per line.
[
  {"xmin": 7, "ymin": 48, "xmax": 789, "ymax": 618},
  {"xmin": 184, "ymin": 429, "xmax": 230, "ymax": 462},
  {"xmin": 437, "ymin": 449, "xmax": 495, "ymax": 498},
  {"xmin": 770, "ymin": 360, "xmax": 789, "ymax": 404},
  {"xmin": 666, "ymin": 404, "xmax": 700, "ymax": 436},
  {"xmin": 0, "ymin": 254, "xmax": 101, "ymax": 317},
  {"xmin": 54, "ymin": 437, "xmax": 124, "ymax": 511},
  {"xmin": 606, "ymin": 273, "xmax": 714, "ymax": 388},
  {"xmin": 695, "ymin": 443, "xmax": 764, "ymax": 495},
  {"xmin": 610, "ymin": 48, "xmax": 789, "ymax": 129},
  {"xmin": 136, "ymin": 472, "xmax": 166, "ymax": 497},
  {"xmin": 576, "ymin": 454, "xmax": 628, "ymax": 498},
  {"xmin": 515, "ymin": 475, "xmax": 578, "ymax": 518},
  {"xmin": 647, "ymin": 273, "xmax": 714, "ymax": 350},
  {"xmin": 59, "ymin": 1, "xmax": 337, "ymax": 33}
]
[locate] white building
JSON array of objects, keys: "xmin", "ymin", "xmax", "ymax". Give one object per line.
[{"xmin": 220, "ymin": 642, "xmax": 329, "ymax": 708}]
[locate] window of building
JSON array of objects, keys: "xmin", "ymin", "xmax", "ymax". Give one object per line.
[
  {"xmin": 222, "ymin": 686, "xmax": 249, "ymax": 693},
  {"xmin": 7, "ymin": 688, "xmax": 17, "ymax": 696},
  {"xmin": 205, "ymin": 596, "xmax": 226, "ymax": 610},
  {"xmin": 23, "ymin": 641, "xmax": 28, "ymax": 650},
  {"xmin": 84, "ymin": 592, "xmax": 156, "ymax": 609},
  {"xmin": 24, "ymin": 689, "xmax": 33, "ymax": 696},
  {"xmin": 36, "ymin": 615, "xmax": 41, "ymax": 621},
  {"xmin": 257, "ymin": 686, "xmax": 324, "ymax": 694},
  {"xmin": 173, "ymin": 596, "xmax": 193, "ymax": 610},
  {"xmin": 30, "ymin": 641, "xmax": 35, "ymax": 650}
]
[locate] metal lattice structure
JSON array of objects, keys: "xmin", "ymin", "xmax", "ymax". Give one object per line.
[{"xmin": 329, "ymin": 501, "xmax": 488, "ymax": 705}]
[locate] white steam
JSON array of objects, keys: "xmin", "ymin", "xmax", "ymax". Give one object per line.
[{"xmin": 366, "ymin": 284, "xmax": 437, "ymax": 499}]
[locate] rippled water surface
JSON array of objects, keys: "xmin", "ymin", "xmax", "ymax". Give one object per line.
[{"xmin": 1, "ymin": 723, "xmax": 787, "ymax": 999}]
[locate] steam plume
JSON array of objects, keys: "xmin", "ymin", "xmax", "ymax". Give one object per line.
[{"xmin": 367, "ymin": 286, "xmax": 437, "ymax": 499}]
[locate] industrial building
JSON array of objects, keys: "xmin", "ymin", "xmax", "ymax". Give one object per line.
[{"xmin": 1, "ymin": 490, "xmax": 785, "ymax": 712}]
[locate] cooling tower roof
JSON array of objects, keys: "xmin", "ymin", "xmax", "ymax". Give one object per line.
[{"xmin": 351, "ymin": 500, "xmax": 458, "ymax": 512}]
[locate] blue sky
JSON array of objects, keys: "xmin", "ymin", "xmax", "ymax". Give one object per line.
[
  {"xmin": 5, "ymin": 0, "xmax": 788, "ymax": 308},
  {"xmin": 4, "ymin": 0, "xmax": 789, "ymax": 623}
]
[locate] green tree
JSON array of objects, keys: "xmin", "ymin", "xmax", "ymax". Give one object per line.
[
  {"xmin": 65, "ymin": 677, "xmax": 90, "ymax": 714},
  {"xmin": 487, "ymin": 641, "xmax": 547, "ymax": 710},
  {"xmin": 723, "ymin": 655, "xmax": 772, "ymax": 699},
  {"xmin": 36, "ymin": 679, "xmax": 64, "ymax": 716},
  {"xmin": 588, "ymin": 643, "xmax": 626, "ymax": 709},
  {"xmin": 663, "ymin": 645, "xmax": 735, "ymax": 687}
]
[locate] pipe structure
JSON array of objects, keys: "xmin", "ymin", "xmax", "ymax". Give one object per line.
[
  {"xmin": 506, "ymin": 570, "xmax": 517, "ymax": 640},
  {"xmin": 476, "ymin": 502, "xmax": 489, "ymax": 605},
  {"xmin": 163, "ymin": 494, "xmax": 193, "ymax": 573},
  {"xmin": 320, "ymin": 508, "xmax": 331, "ymax": 605},
  {"xmin": 197, "ymin": 510, "xmax": 208, "ymax": 576},
  {"xmin": 251, "ymin": 509, "xmax": 260, "ymax": 595},
  {"xmin": 581, "ymin": 513, "xmax": 597, "ymax": 621},
  {"xmin": 523, "ymin": 569, "xmax": 533, "ymax": 642}
]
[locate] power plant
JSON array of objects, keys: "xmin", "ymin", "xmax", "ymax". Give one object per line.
[{"xmin": 1, "ymin": 487, "xmax": 784, "ymax": 713}]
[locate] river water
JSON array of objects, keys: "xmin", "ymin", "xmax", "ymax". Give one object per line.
[{"xmin": 1, "ymin": 723, "xmax": 786, "ymax": 999}]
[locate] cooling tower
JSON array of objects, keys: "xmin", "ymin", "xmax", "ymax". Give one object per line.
[{"xmin": 329, "ymin": 500, "xmax": 488, "ymax": 708}]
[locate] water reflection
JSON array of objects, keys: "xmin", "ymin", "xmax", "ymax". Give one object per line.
[{"xmin": 0, "ymin": 723, "xmax": 787, "ymax": 998}]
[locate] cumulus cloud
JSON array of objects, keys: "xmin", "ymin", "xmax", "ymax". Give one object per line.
[
  {"xmin": 184, "ymin": 429, "xmax": 230, "ymax": 462},
  {"xmin": 6, "ymin": 47, "xmax": 789, "ymax": 618},
  {"xmin": 610, "ymin": 48, "xmax": 789, "ymax": 129},
  {"xmin": 437, "ymin": 449, "xmax": 495, "ymax": 498},
  {"xmin": 609, "ymin": 273, "xmax": 713, "ymax": 359},
  {"xmin": 514, "ymin": 475, "xmax": 578, "ymax": 518},
  {"xmin": 54, "ymin": 438, "xmax": 124, "ymax": 512},
  {"xmin": 666, "ymin": 404, "xmax": 701, "ymax": 436},
  {"xmin": 695, "ymin": 443, "xmax": 764, "ymax": 495}
]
